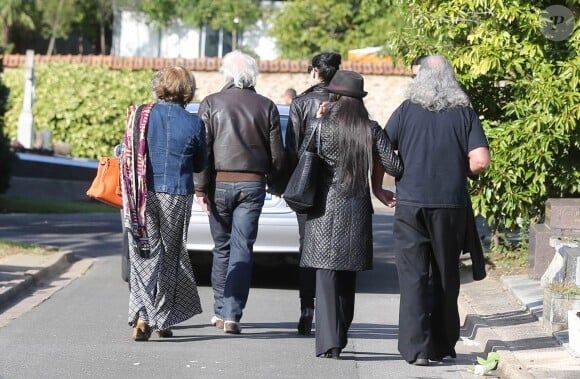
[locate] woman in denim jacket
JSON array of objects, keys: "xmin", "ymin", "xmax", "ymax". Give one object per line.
[{"xmin": 123, "ymin": 66, "xmax": 207, "ymax": 341}]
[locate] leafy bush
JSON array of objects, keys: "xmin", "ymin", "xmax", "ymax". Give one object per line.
[
  {"xmin": 386, "ymin": 1, "xmax": 580, "ymax": 251},
  {"xmin": 3, "ymin": 62, "xmax": 154, "ymax": 159},
  {"xmin": 0, "ymin": 57, "xmax": 14, "ymax": 194}
]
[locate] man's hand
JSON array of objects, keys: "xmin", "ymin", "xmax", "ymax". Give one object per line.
[
  {"xmin": 196, "ymin": 195, "xmax": 211, "ymax": 215},
  {"xmin": 375, "ymin": 189, "xmax": 397, "ymax": 208},
  {"xmin": 468, "ymin": 147, "xmax": 490, "ymax": 175}
]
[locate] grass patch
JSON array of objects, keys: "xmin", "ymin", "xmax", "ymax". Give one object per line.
[
  {"xmin": 484, "ymin": 230, "xmax": 529, "ymax": 277},
  {"xmin": 485, "ymin": 246, "xmax": 528, "ymax": 277},
  {"xmin": 0, "ymin": 195, "xmax": 118, "ymax": 214},
  {"xmin": 548, "ymin": 282, "xmax": 580, "ymax": 296},
  {"xmin": 487, "ymin": 248, "xmax": 528, "ymax": 268},
  {"xmin": 0, "ymin": 240, "xmax": 54, "ymax": 259}
]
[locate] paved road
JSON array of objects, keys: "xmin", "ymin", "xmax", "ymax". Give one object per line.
[{"xmin": 0, "ymin": 210, "xmax": 482, "ymax": 378}]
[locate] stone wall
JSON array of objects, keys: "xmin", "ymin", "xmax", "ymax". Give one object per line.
[
  {"xmin": 194, "ymin": 71, "xmax": 411, "ymax": 126},
  {"xmin": 2, "ymin": 54, "xmax": 412, "ymax": 126},
  {"xmin": 529, "ymin": 199, "xmax": 580, "ymax": 279}
]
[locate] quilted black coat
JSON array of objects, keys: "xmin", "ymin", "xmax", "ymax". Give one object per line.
[{"xmin": 300, "ymin": 116, "xmax": 403, "ymax": 271}]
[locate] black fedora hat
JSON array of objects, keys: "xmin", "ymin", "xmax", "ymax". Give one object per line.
[{"xmin": 326, "ymin": 70, "xmax": 367, "ymax": 98}]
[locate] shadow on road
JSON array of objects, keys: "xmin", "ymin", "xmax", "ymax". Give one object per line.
[{"xmin": 190, "ymin": 251, "xmax": 301, "ymax": 289}]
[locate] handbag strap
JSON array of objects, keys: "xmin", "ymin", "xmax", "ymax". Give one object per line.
[
  {"xmin": 300, "ymin": 119, "xmax": 321, "ymax": 157},
  {"xmin": 315, "ymin": 120, "xmax": 321, "ymax": 154}
]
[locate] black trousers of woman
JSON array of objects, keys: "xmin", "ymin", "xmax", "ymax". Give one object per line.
[
  {"xmin": 315, "ymin": 269, "xmax": 356, "ymax": 357},
  {"xmin": 393, "ymin": 205, "xmax": 467, "ymax": 363},
  {"xmin": 297, "ymin": 213, "xmax": 316, "ymax": 310}
]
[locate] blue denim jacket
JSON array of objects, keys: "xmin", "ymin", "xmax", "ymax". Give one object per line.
[{"xmin": 146, "ymin": 101, "xmax": 207, "ymax": 195}]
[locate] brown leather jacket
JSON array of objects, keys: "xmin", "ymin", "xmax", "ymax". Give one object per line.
[{"xmin": 194, "ymin": 82, "xmax": 285, "ymax": 196}]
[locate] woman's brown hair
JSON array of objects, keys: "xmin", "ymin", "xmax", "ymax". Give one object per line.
[{"xmin": 152, "ymin": 65, "xmax": 196, "ymax": 107}]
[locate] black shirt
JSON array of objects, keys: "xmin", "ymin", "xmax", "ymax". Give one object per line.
[{"xmin": 386, "ymin": 100, "xmax": 488, "ymax": 208}]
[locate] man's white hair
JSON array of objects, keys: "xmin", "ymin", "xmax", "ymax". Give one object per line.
[
  {"xmin": 221, "ymin": 50, "xmax": 259, "ymax": 89},
  {"xmin": 408, "ymin": 55, "xmax": 471, "ymax": 112}
]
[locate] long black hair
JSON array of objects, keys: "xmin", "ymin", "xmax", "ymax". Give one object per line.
[{"xmin": 327, "ymin": 94, "xmax": 373, "ymax": 196}]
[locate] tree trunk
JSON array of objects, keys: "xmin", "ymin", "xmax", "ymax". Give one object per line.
[
  {"xmin": 100, "ymin": 23, "xmax": 106, "ymax": 54},
  {"xmin": 492, "ymin": 230, "xmax": 501, "ymax": 252},
  {"xmin": 1, "ymin": 25, "xmax": 9, "ymax": 49},
  {"xmin": 46, "ymin": 35, "xmax": 56, "ymax": 56},
  {"xmin": 46, "ymin": 0, "xmax": 65, "ymax": 56},
  {"xmin": 46, "ymin": 36, "xmax": 55, "ymax": 56},
  {"xmin": 78, "ymin": 34, "xmax": 83, "ymax": 55}
]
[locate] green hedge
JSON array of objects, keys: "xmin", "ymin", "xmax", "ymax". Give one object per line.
[
  {"xmin": 0, "ymin": 66, "xmax": 13, "ymax": 193},
  {"xmin": 3, "ymin": 62, "xmax": 157, "ymax": 159}
]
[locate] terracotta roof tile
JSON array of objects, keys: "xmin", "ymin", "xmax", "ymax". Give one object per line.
[{"xmin": 2, "ymin": 54, "xmax": 410, "ymax": 76}]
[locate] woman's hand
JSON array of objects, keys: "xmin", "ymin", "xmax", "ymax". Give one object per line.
[
  {"xmin": 196, "ymin": 195, "xmax": 211, "ymax": 215},
  {"xmin": 316, "ymin": 101, "xmax": 329, "ymax": 118}
]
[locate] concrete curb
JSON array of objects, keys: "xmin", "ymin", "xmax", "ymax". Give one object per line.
[
  {"xmin": 0, "ymin": 251, "xmax": 74, "ymax": 308},
  {"xmin": 458, "ymin": 292, "xmax": 535, "ymax": 379}
]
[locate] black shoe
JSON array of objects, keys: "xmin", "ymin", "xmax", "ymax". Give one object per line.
[
  {"xmin": 326, "ymin": 347, "xmax": 341, "ymax": 360},
  {"xmin": 432, "ymin": 350, "xmax": 456, "ymax": 362},
  {"xmin": 297, "ymin": 308, "xmax": 314, "ymax": 335},
  {"xmin": 413, "ymin": 358, "xmax": 429, "ymax": 366},
  {"xmin": 317, "ymin": 347, "xmax": 341, "ymax": 359}
]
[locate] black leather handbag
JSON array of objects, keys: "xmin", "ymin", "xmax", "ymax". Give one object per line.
[{"xmin": 283, "ymin": 121, "xmax": 321, "ymax": 213}]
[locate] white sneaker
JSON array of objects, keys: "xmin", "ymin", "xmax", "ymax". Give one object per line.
[
  {"xmin": 224, "ymin": 321, "xmax": 241, "ymax": 334},
  {"xmin": 210, "ymin": 315, "xmax": 224, "ymax": 329}
]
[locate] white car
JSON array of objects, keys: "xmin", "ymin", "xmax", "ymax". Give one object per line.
[
  {"xmin": 184, "ymin": 103, "xmax": 298, "ymax": 252},
  {"xmin": 122, "ymin": 103, "xmax": 299, "ymax": 281}
]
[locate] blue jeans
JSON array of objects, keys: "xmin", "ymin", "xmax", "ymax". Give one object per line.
[{"xmin": 209, "ymin": 181, "xmax": 266, "ymax": 322}]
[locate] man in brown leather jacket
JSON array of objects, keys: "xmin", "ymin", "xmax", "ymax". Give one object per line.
[
  {"xmin": 195, "ymin": 51, "xmax": 285, "ymax": 335},
  {"xmin": 285, "ymin": 52, "xmax": 341, "ymax": 335}
]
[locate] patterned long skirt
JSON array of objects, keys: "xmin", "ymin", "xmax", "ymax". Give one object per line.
[{"xmin": 128, "ymin": 192, "xmax": 202, "ymax": 331}]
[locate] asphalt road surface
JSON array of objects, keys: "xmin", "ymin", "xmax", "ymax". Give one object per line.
[{"xmin": 0, "ymin": 209, "xmax": 481, "ymax": 378}]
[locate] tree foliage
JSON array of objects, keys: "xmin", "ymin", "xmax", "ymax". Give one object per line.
[
  {"xmin": 73, "ymin": 0, "xmax": 113, "ymax": 54},
  {"xmin": 35, "ymin": 0, "xmax": 82, "ymax": 55},
  {"xmin": 269, "ymin": 0, "xmax": 406, "ymax": 59},
  {"xmin": 0, "ymin": 0, "xmax": 35, "ymax": 51},
  {"xmin": 3, "ymin": 0, "xmax": 114, "ymax": 55},
  {"xmin": 118, "ymin": 0, "xmax": 262, "ymax": 32},
  {"xmin": 385, "ymin": 0, "xmax": 580, "ymax": 243},
  {"xmin": 184, "ymin": 0, "xmax": 262, "ymax": 33}
]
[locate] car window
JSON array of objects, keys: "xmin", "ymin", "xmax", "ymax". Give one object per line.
[{"xmin": 280, "ymin": 115, "xmax": 288, "ymax": 146}]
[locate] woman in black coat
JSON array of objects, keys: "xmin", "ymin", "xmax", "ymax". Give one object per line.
[{"xmin": 299, "ymin": 71, "xmax": 403, "ymax": 359}]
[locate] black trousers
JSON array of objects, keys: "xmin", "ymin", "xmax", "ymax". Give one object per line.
[
  {"xmin": 297, "ymin": 213, "xmax": 316, "ymax": 309},
  {"xmin": 393, "ymin": 205, "xmax": 467, "ymax": 363},
  {"xmin": 314, "ymin": 269, "xmax": 356, "ymax": 356}
]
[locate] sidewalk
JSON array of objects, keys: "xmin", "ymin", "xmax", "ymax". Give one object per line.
[
  {"xmin": 1, "ymin": 245, "xmax": 579, "ymax": 377},
  {"xmin": 0, "ymin": 251, "xmax": 74, "ymax": 307},
  {"xmin": 459, "ymin": 266, "xmax": 580, "ymax": 378}
]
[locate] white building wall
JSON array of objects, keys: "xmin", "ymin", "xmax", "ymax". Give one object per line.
[
  {"xmin": 112, "ymin": 2, "xmax": 284, "ymax": 60},
  {"xmin": 160, "ymin": 21, "xmax": 201, "ymax": 58},
  {"xmin": 112, "ymin": 10, "xmax": 161, "ymax": 57},
  {"xmin": 245, "ymin": 19, "xmax": 279, "ymax": 60},
  {"xmin": 113, "ymin": 10, "xmax": 200, "ymax": 58}
]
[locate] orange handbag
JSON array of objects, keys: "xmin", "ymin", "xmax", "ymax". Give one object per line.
[{"xmin": 86, "ymin": 157, "xmax": 123, "ymax": 208}]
